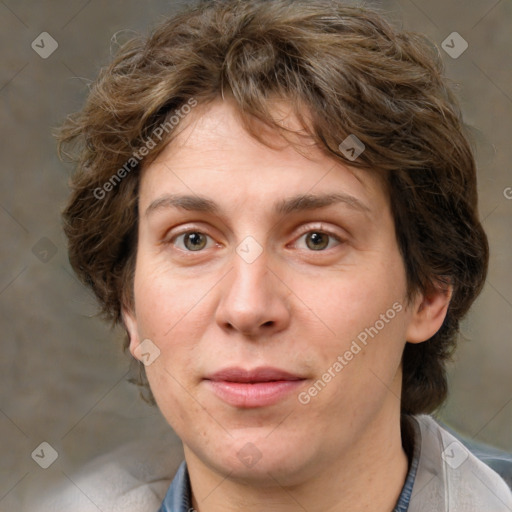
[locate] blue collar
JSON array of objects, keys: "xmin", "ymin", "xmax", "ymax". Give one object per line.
[{"xmin": 158, "ymin": 459, "xmax": 192, "ymax": 512}]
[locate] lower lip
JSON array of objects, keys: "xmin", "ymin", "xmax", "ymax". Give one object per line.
[{"xmin": 205, "ymin": 380, "xmax": 305, "ymax": 408}]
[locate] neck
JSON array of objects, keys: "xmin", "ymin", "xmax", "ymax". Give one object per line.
[{"xmin": 184, "ymin": 408, "xmax": 409, "ymax": 512}]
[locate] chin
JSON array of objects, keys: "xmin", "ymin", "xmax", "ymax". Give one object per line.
[{"xmin": 196, "ymin": 433, "xmax": 318, "ymax": 485}]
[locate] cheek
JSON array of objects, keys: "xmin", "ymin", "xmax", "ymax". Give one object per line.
[
  {"xmin": 146, "ymin": 365, "xmax": 207, "ymax": 441},
  {"xmin": 135, "ymin": 275, "xmax": 204, "ymax": 425},
  {"xmin": 130, "ymin": 272, "xmax": 201, "ymax": 407},
  {"xmin": 301, "ymin": 258, "xmax": 407, "ymax": 346},
  {"xmin": 295, "ymin": 256, "xmax": 409, "ymax": 397},
  {"xmin": 132, "ymin": 260, "xmax": 213, "ymax": 339}
]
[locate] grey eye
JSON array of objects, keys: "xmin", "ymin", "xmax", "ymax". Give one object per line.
[
  {"xmin": 171, "ymin": 231, "xmax": 212, "ymax": 251},
  {"xmin": 304, "ymin": 232, "xmax": 330, "ymax": 251},
  {"xmin": 183, "ymin": 232, "xmax": 208, "ymax": 251}
]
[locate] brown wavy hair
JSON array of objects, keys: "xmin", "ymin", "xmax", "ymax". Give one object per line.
[{"xmin": 57, "ymin": 0, "xmax": 489, "ymax": 414}]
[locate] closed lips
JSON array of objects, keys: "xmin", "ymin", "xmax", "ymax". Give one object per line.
[{"xmin": 204, "ymin": 367, "xmax": 305, "ymax": 383}]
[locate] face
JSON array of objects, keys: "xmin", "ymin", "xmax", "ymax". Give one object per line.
[{"xmin": 123, "ymin": 98, "xmax": 443, "ymax": 486}]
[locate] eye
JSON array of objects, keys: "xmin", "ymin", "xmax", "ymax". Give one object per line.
[
  {"xmin": 170, "ymin": 231, "xmax": 215, "ymax": 252},
  {"xmin": 294, "ymin": 230, "xmax": 342, "ymax": 251}
]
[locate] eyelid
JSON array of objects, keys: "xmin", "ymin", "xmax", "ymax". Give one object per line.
[
  {"xmin": 163, "ymin": 225, "xmax": 219, "ymax": 249},
  {"xmin": 162, "ymin": 222, "xmax": 216, "ymax": 240},
  {"xmin": 292, "ymin": 223, "xmax": 346, "ymax": 242}
]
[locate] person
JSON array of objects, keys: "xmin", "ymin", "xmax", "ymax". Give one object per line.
[{"xmin": 52, "ymin": 0, "xmax": 511, "ymax": 510}]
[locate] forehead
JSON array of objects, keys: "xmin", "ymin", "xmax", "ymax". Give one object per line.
[{"xmin": 139, "ymin": 97, "xmax": 388, "ymax": 213}]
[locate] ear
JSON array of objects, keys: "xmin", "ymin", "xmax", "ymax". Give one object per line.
[
  {"xmin": 122, "ymin": 306, "xmax": 142, "ymax": 359},
  {"xmin": 405, "ymin": 281, "xmax": 453, "ymax": 344}
]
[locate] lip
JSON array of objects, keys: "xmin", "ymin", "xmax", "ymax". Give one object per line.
[
  {"xmin": 205, "ymin": 367, "xmax": 304, "ymax": 383},
  {"xmin": 203, "ymin": 366, "xmax": 306, "ymax": 408}
]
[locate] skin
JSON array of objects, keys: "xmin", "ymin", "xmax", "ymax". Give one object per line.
[{"xmin": 123, "ymin": 97, "xmax": 452, "ymax": 512}]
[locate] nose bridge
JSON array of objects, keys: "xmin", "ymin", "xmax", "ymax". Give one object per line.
[
  {"xmin": 230, "ymin": 246, "xmax": 269, "ymax": 302},
  {"xmin": 215, "ymin": 241, "xmax": 290, "ymax": 336}
]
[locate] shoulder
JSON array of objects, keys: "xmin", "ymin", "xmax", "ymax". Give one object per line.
[
  {"xmin": 409, "ymin": 414, "xmax": 512, "ymax": 512},
  {"xmin": 23, "ymin": 436, "xmax": 183, "ymax": 512}
]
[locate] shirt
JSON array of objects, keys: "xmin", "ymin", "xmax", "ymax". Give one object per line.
[{"xmin": 28, "ymin": 415, "xmax": 512, "ymax": 511}]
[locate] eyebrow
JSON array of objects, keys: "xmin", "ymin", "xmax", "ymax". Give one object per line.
[{"xmin": 145, "ymin": 192, "xmax": 371, "ymax": 218}]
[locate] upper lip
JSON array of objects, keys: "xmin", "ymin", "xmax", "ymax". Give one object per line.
[{"xmin": 205, "ymin": 367, "xmax": 305, "ymax": 383}]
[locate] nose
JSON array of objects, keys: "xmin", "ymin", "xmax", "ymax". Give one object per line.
[{"xmin": 215, "ymin": 248, "xmax": 291, "ymax": 338}]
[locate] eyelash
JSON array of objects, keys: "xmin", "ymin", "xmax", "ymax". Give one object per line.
[{"xmin": 165, "ymin": 224, "xmax": 344, "ymax": 253}]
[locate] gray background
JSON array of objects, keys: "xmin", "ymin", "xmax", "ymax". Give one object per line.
[{"xmin": 1, "ymin": 0, "xmax": 511, "ymax": 510}]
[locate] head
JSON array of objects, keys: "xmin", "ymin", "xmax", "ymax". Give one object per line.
[{"xmin": 58, "ymin": 0, "xmax": 488, "ymax": 482}]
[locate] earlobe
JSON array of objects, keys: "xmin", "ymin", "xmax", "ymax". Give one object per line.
[
  {"xmin": 405, "ymin": 283, "xmax": 453, "ymax": 344},
  {"xmin": 121, "ymin": 306, "xmax": 141, "ymax": 358}
]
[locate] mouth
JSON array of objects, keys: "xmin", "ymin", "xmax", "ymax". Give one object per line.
[{"xmin": 203, "ymin": 366, "xmax": 307, "ymax": 408}]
